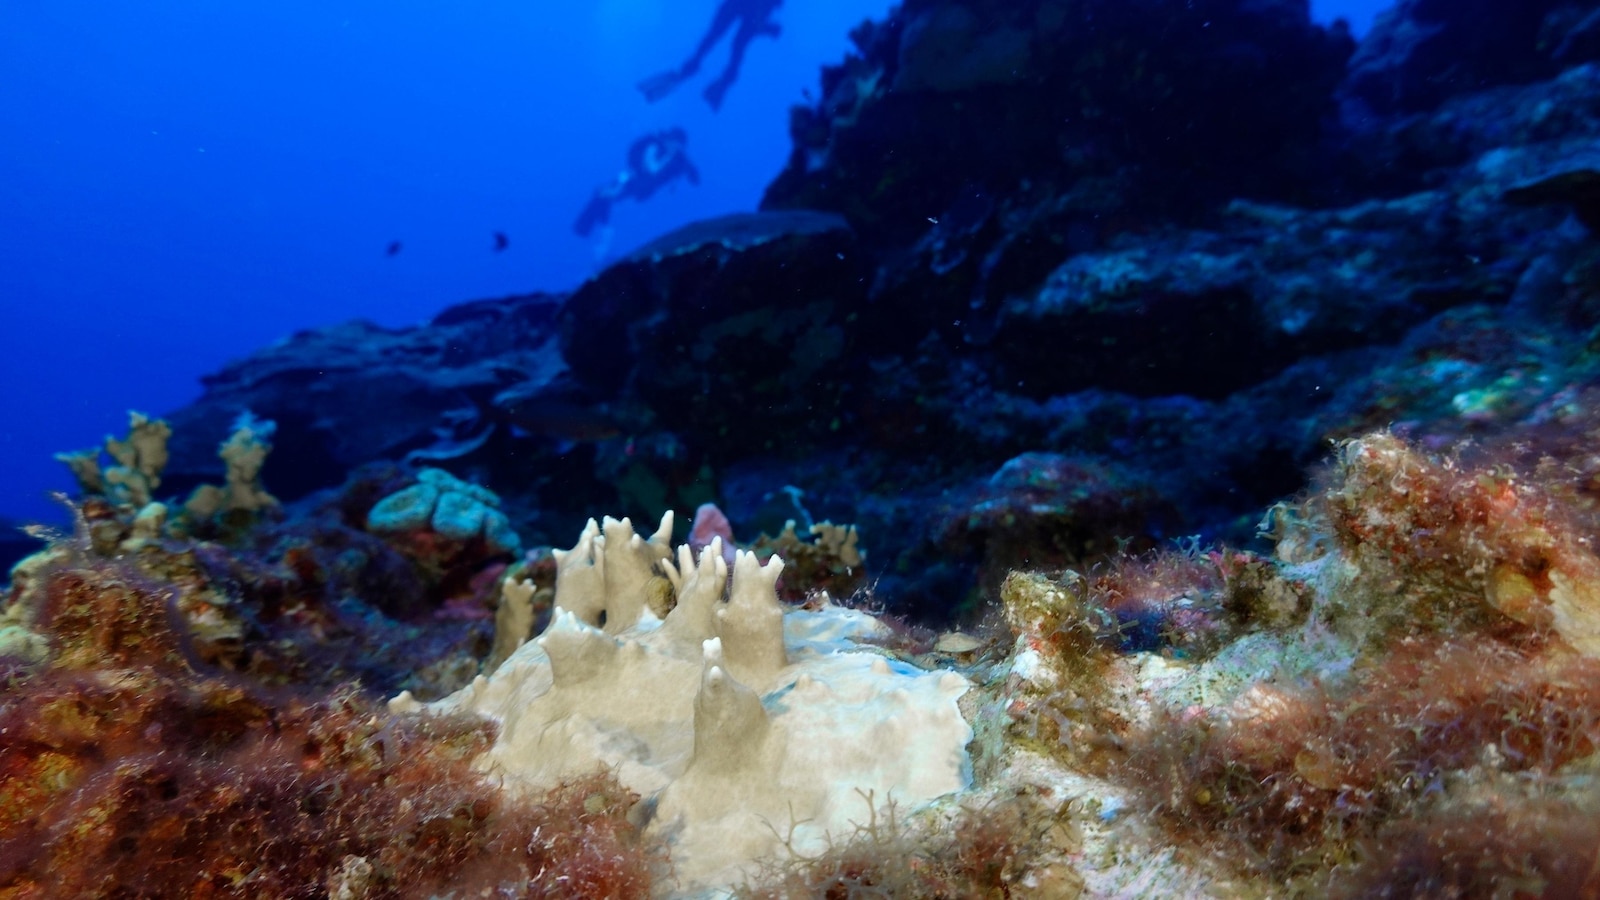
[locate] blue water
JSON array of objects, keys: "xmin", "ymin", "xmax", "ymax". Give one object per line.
[{"xmin": 0, "ymin": 0, "xmax": 1386, "ymax": 526}]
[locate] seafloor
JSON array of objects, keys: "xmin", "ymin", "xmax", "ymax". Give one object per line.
[{"xmin": 7, "ymin": 0, "xmax": 1600, "ymax": 896}]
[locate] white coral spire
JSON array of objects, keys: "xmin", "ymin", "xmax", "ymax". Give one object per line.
[
  {"xmin": 661, "ymin": 537, "xmax": 729, "ymax": 645},
  {"xmin": 717, "ymin": 550, "xmax": 787, "ymax": 686},
  {"xmin": 692, "ymin": 638, "xmax": 771, "ymax": 772},
  {"xmin": 598, "ymin": 516, "xmax": 659, "ymax": 631},
  {"xmin": 538, "ymin": 607, "xmax": 618, "ymax": 685},
  {"xmin": 552, "ymin": 518, "xmax": 606, "ymax": 626}
]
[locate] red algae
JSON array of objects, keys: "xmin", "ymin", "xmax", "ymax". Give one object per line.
[
  {"xmin": 1332, "ymin": 778, "xmax": 1600, "ymax": 899},
  {"xmin": 1104, "ymin": 428, "xmax": 1600, "ymax": 892},
  {"xmin": 0, "ymin": 543, "xmax": 658, "ymax": 900},
  {"xmin": 1121, "ymin": 638, "xmax": 1600, "ymax": 872},
  {"xmin": 735, "ymin": 798, "xmax": 1055, "ymax": 900},
  {"xmin": 1313, "ymin": 430, "xmax": 1600, "ymax": 649}
]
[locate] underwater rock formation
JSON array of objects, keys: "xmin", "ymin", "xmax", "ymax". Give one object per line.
[
  {"xmin": 559, "ymin": 210, "xmax": 863, "ymax": 458},
  {"xmin": 161, "ymin": 293, "xmax": 568, "ymax": 506},
  {"xmin": 1344, "ymin": 0, "xmax": 1600, "ymax": 115},
  {"xmin": 766, "ymin": 0, "xmax": 1355, "ymax": 243},
  {"xmin": 151, "ymin": 0, "xmax": 1600, "ymax": 627}
]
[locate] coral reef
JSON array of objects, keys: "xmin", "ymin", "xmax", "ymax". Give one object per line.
[
  {"xmin": 15, "ymin": 419, "xmax": 1600, "ymax": 896},
  {"xmin": 21, "ymin": 453, "xmax": 509, "ymax": 700},
  {"xmin": 14, "ymin": 0, "xmax": 1600, "ymax": 894}
]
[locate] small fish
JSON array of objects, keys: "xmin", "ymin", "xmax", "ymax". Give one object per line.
[
  {"xmin": 493, "ymin": 231, "xmax": 509, "ymax": 252},
  {"xmin": 385, "ymin": 241, "xmax": 403, "ymax": 257}
]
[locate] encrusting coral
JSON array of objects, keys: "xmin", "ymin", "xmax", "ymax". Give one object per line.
[{"xmin": 393, "ymin": 512, "xmax": 973, "ymax": 895}]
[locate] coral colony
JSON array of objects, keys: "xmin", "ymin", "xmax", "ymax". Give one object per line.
[{"xmin": 10, "ymin": 0, "xmax": 1600, "ymax": 897}]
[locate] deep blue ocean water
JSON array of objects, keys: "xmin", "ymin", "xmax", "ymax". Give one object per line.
[{"xmin": 0, "ymin": 0, "xmax": 1386, "ymax": 527}]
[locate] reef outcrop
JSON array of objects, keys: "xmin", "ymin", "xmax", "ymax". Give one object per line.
[{"xmin": 147, "ymin": 0, "xmax": 1600, "ymax": 633}]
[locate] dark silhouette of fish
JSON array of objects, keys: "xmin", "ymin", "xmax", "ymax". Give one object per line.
[
  {"xmin": 493, "ymin": 232, "xmax": 509, "ymax": 252},
  {"xmin": 386, "ymin": 241, "xmax": 403, "ymax": 257}
]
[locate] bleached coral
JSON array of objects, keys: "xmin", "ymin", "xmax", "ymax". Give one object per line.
[{"xmin": 392, "ymin": 512, "xmax": 972, "ymax": 895}]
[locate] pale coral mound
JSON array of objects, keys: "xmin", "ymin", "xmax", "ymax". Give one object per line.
[{"xmin": 392, "ymin": 513, "xmax": 972, "ymax": 895}]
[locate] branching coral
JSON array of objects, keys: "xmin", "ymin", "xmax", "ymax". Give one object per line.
[
  {"xmin": 182, "ymin": 410, "xmax": 280, "ymax": 522},
  {"xmin": 54, "ymin": 410, "xmax": 281, "ymax": 546},
  {"xmin": 56, "ymin": 410, "xmax": 172, "ymax": 508}
]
